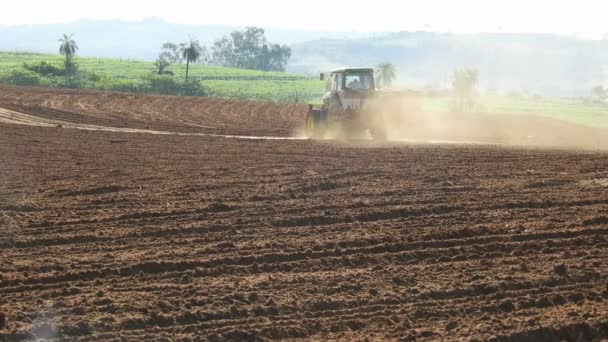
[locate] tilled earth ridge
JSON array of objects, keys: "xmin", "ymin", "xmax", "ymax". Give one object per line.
[
  {"xmin": 0, "ymin": 121, "xmax": 607, "ymax": 341},
  {"xmin": 1, "ymin": 85, "xmax": 608, "ymax": 150},
  {"xmin": 0, "ymin": 85, "xmax": 308, "ymax": 137}
]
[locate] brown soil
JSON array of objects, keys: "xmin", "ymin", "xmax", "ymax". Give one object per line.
[
  {"xmin": 0, "ymin": 85, "xmax": 607, "ymax": 341},
  {"xmin": 1, "ymin": 84, "xmax": 608, "ymax": 150},
  {"xmin": 0, "ymin": 85, "xmax": 307, "ymax": 137}
]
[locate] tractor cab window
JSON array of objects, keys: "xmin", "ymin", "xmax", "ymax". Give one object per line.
[{"xmin": 344, "ymin": 72, "xmax": 374, "ymax": 91}]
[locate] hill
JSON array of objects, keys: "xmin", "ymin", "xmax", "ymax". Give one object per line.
[{"xmin": 290, "ymin": 32, "xmax": 608, "ymax": 97}]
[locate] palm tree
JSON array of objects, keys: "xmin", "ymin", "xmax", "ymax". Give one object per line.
[
  {"xmin": 58, "ymin": 34, "xmax": 78, "ymax": 86},
  {"xmin": 180, "ymin": 39, "xmax": 203, "ymax": 82},
  {"xmin": 376, "ymin": 62, "xmax": 396, "ymax": 89},
  {"xmin": 452, "ymin": 68, "xmax": 479, "ymax": 111},
  {"xmin": 154, "ymin": 58, "xmax": 173, "ymax": 75}
]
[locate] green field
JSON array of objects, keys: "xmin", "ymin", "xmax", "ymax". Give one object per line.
[
  {"xmin": 0, "ymin": 51, "xmax": 325, "ymax": 102},
  {"xmin": 423, "ymin": 95, "xmax": 608, "ymax": 129},
  {"xmin": 1, "ymin": 51, "xmax": 607, "ymax": 128}
]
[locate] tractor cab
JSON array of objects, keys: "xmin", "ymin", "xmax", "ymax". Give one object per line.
[
  {"xmin": 320, "ymin": 68, "xmax": 376, "ymax": 114},
  {"xmin": 321, "ymin": 68, "xmax": 376, "ymax": 93}
]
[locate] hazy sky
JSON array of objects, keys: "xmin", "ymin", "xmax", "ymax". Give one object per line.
[{"xmin": 3, "ymin": 0, "xmax": 607, "ymax": 38}]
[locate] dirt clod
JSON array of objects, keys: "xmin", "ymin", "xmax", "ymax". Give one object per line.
[
  {"xmin": 206, "ymin": 202, "xmax": 233, "ymax": 213},
  {"xmin": 445, "ymin": 321, "xmax": 458, "ymax": 331},
  {"xmin": 554, "ymin": 263, "xmax": 568, "ymax": 276},
  {"xmin": 499, "ymin": 299, "xmax": 515, "ymax": 312}
]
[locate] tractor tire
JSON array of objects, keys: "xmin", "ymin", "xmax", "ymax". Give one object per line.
[{"xmin": 305, "ymin": 109, "xmax": 326, "ymax": 138}]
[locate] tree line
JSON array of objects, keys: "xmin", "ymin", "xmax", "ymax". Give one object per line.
[
  {"xmin": 154, "ymin": 27, "xmax": 292, "ymax": 81},
  {"xmin": 3, "ymin": 33, "xmax": 205, "ymax": 96}
]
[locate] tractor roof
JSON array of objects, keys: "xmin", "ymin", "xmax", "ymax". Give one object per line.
[{"xmin": 330, "ymin": 67, "xmax": 374, "ymax": 74}]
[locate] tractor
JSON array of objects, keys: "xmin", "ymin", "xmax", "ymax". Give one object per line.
[{"xmin": 305, "ymin": 67, "xmax": 389, "ymax": 140}]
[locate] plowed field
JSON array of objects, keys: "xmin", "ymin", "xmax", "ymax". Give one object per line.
[
  {"xmin": 0, "ymin": 85, "xmax": 607, "ymax": 341},
  {"xmin": 0, "ymin": 85, "xmax": 307, "ymax": 137}
]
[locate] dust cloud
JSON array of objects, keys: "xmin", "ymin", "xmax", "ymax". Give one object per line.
[
  {"xmin": 383, "ymin": 96, "xmax": 607, "ymax": 150},
  {"xmin": 313, "ymin": 93, "xmax": 608, "ymax": 150}
]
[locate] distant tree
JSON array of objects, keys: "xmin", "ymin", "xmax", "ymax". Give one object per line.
[
  {"xmin": 452, "ymin": 68, "xmax": 479, "ymax": 111},
  {"xmin": 58, "ymin": 33, "xmax": 78, "ymax": 62},
  {"xmin": 153, "ymin": 43, "xmax": 178, "ymax": 75},
  {"xmin": 160, "ymin": 42, "xmax": 182, "ymax": 63},
  {"xmin": 376, "ymin": 62, "xmax": 396, "ymax": 88},
  {"xmin": 153, "ymin": 58, "xmax": 173, "ymax": 75},
  {"xmin": 195, "ymin": 46, "xmax": 210, "ymax": 65},
  {"xmin": 211, "ymin": 27, "xmax": 291, "ymax": 72},
  {"xmin": 212, "ymin": 36, "xmax": 236, "ymax": 68},
  {"xmin": 592, "ymin": 85, "xmax": 607, "ymax": 102},
  {"xmin": 266, "ymin": 44, "xmax": 291, "ymax": 72},
  {"xmin": 58, "ymin": 33, "xmax": 78, "ymax": 86},
  {"xmin": 180, "ymin": 39, "xmax": 203, "ymax": 82}
]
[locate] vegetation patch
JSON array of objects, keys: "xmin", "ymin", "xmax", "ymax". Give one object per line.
[{"xmin": 0, "ymin": 51, "xmax": 323, "ymax": 101}]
